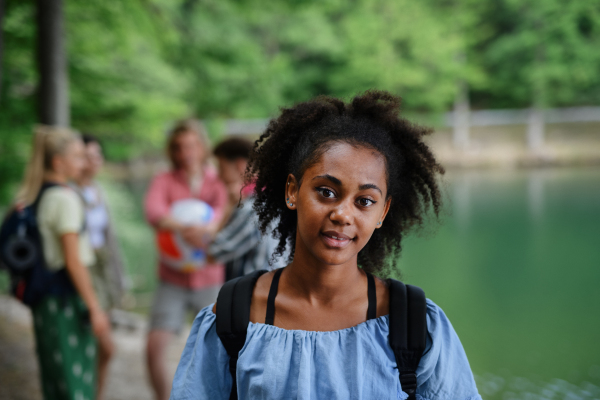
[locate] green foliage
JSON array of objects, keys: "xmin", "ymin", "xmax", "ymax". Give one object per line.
[
  {"xmin": 170, "ymin": 0, "xmax": 465, "ymax": 115},
  {"xmin": 469, "ymin": 0, "xmax": 600, "ymax": 108},
  {"xmin": 66, "ymin": 1, "xmax": 189, "ymax": 158},
  {"xmin": 1, "ymin": 0, "xmax": 600, "ymax": 204},
  {"xmin": 0, "ymin": 0, "xmax": 37, "ymax": 205}
]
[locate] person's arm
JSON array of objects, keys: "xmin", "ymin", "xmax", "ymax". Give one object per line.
[
  {"xmin": 207, "ymin": 205, "xmax": 261, "ymax": 264},
  {"xmin": 97, "ymin": 184, "xmax": 128, "ymax": 298},
  {"xmin": 156, "ymin": 216, "xmax": 184, "ymax": 232},
  {"xmin": 61, "ymin": 233, "xmax": 113, "ymax": 355},
  {"xmin": 179, "ymin": 201, "xmax": 235, "ymax": 249},
  {"xmin": 144, "ymin": 173, "xmax": 183, "ymax": 232},
  {"xmin": 48, "ymin": 188, "xmax": 113, "ymax": 354},
  {"xmin": 179, "ymin": 170, "xmax": 232, "ymax": 247}
]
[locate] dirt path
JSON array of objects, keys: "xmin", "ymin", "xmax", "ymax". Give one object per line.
[{"xmin": 0, "ymin": 296, "xmax": 189, "ymax": 400}]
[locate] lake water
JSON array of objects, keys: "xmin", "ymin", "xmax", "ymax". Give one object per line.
[
  {"xmin": 397, "ymin": 167, "xmax": 600, "ymax": 400},
  {"xmin": 3, "ymin": 167, "xmax": 597, "ymax": 399}
]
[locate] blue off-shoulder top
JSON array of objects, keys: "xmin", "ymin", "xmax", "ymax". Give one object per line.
[{"xmin": 170, "ymin": 299, "xmax": 481, "ymax": 400}]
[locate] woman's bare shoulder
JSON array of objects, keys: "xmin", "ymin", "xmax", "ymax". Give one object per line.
[
  {"xmin": 211, "ymin": 269, "xmax": 278, "ymax": 321},
  {"xmin": 249, "ymin": 269, "xmax": 278, "ymax": 323}
]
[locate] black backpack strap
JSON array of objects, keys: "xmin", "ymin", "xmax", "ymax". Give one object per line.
[
  {"xmin": 264, "ymin": 267, "xmax": 283, "ymax": 325},
  {"xmin": 31, "ymin": 182, "xmax": 59, "ymax": 213},
  {"xmin": 388, "ymin": 279, "xmax": 427, "ymax": 400},
  {"xmin": 366, "ymin": 272, "xmax": 377, "ymax": 320},
  {"xmin": 216, "ymin": 269, "xmax": 267, "ymax": 400}
]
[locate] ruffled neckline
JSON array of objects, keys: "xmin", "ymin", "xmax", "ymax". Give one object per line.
[
  {"xmin": 208, "ymin": 306, "xmax": 390, "ymax": 335},
  {"xmin": 248, "ymin": 314, "xmax": 390, "ymax": 334}
]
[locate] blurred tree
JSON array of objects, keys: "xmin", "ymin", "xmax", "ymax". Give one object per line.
[
  {"xmin": 470, "ymin": 0, "xmax": 600, "ymax": 109},
  {"xmin": 2, "ymin": 0, "xmax": 600, "ymax": 204},
  {"xmin": 0, "ymin": 0, "xmax": 36, "ymax": 204},
  {"xmin": 169, "ymin": 0, "xmax": 465, "ymax": 116},
  {"xmin": 0, "ymin": 0, "xmax": 5, "ymax": 101},
  {"xmin": 65, "ymin": 1, "xmax": 189, "ymax": 158},
  {"xmin": 465, "ymin": 0, "xmax": 600, "ymax": 149},
  {"xmin": 37, "ymin": 0, "xmax": 69, "ymax": 126},
  {"xmin": 328, "ymin": 0, "xmax": 462, "ymax": 112}
]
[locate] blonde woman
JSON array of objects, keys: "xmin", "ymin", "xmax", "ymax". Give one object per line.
[
  {"xmin": 16, "ymin": 126, "xmax": 113, "ymax": 400},
  {"xmin": 144, "ymin": 119, "xmax": 227, "ymax": 400}
]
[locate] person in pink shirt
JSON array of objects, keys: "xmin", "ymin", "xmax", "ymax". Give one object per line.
[{"xmin": 144, "ymin": 119, "xmax": 227, "ymax": 400}]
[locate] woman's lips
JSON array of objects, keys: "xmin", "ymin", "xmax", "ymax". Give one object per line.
[{"xmin": 320, "ymin": 231, "xmax": 353, "ymax": 248}]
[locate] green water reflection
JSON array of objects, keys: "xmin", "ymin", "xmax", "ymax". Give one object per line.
[{"xmin": 397, "ymin": 168, "xmax": 600, "ymax": 399}]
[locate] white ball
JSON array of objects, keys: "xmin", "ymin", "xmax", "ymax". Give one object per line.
[{"xmin": 158, "ymin": 199, "xmax": 215, "ymax": 272}]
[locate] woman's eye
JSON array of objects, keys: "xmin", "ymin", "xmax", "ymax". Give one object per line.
[
  {"xmin": 358, "ymin": 198, "xmax": 376, "ymax": 207},
  {"xmin": 317, "ymin": 188, "xmax": 335, "ymax": 198}
]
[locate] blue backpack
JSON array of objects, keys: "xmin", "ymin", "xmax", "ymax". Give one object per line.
[{"xmin": 0, "ymin": 183, "xmax": 75, "ymax": 307}]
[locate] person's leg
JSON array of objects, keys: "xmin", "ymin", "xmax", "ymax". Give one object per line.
[
  {"xmin": 146, "ymin": 329, "xmax": 175, "ymax": 400},
  {"xmin": 32, "ymin": 295, "xmax": 97, "ymax": 400},
  {"xmin": 146, "ymin": 282, "xmax": 186, "ymax": 400},
  {"xmin": 96, "ymin": 330, "xmax": 114, "ymax": 400},
  {"xmin": 89, "ymin": 251, "xmax": 114, "ymax": 400}
]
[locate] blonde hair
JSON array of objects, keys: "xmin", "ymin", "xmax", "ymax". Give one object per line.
[
  {"xmin": 16, "ymin": 125, "xmax": 81, "ymax": 205},
  {"xmin": 166, "ymin": 119, "xmax": 210, "ymax": 169}
]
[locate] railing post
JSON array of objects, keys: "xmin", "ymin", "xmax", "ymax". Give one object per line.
[
  {"xmin": 453, "ymin": 80, "xmax": 470, "ymax": 151},
  {"xmin": 527, "ymin": 106, "xmax": 544, "ymax": 151}
]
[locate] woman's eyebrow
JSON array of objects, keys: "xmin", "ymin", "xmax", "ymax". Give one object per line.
[
  {"xmin": 313, "ymin": 174, "xmax": 341, "ymax": 185},
  {"xmin": 358, "ymin": 183, "xmax": 382, "ymax": 195},
  {"xmin": 313, "ymin": 174, "xmax": 382, "ymax": 195}
]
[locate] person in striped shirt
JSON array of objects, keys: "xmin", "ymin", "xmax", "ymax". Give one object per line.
[{"xmin": 187, "ymin": 137, "xmax": 284, "ymax": 281}]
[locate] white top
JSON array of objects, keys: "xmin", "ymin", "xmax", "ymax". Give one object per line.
[
  {"xmin": 37, "ymin": 186, "xmax": 96, "ymax": 270},
  {"xmin": 81, "ymin": 185, "xmax": 109, "ymax": 249}
]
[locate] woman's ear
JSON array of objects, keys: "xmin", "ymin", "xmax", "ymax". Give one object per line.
[
  {"xmin": 285, "ymin": 174, "xmax": 298, "ymax": 210},
  {"xmin": 376, "ymin": 197, "xmax": 392, "ymax": 229}
]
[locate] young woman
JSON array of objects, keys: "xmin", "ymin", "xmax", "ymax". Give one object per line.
[
  {"xmin": 170, "ymin": 91, "xmax": 481, "ymax": 399},
  {"xmin": 73, "ymin": 134, "xmax": 126, "ymax": 400},
  {"xmin": 16, "ymin": 126, "xmax": 113, "ymax": 400}
]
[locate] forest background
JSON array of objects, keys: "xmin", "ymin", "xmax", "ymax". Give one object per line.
[
  {"xmin": 2, "ymin": 0, "xmax": 600, "ymax": 203},
  {"xmin": 2, "ymin": 3, "xmax": 600, "ymax": 398}
]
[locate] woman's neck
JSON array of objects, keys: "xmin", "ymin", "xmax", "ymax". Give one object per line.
[
  {"xmin": 43, "ymin": 170, "xmax": 68, "ymax": 184},
  {"xmin": 181, "ymin": 163, "xmax": 204, "ymax": 178},
  {"xmin": 285, "ymin": 246, "xmax": 364, "ymax": 306}
]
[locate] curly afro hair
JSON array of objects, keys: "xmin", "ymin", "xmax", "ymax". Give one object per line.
[{"xmin": 246, "ymin": 90, "xmax": 444, "ymax": 275}]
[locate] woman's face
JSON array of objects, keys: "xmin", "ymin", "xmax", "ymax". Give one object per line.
[
  {"xmin": 287, "ymin": 142, "xmax": 391, "ymax": 267},
  {"xmin": 172, "ymin": 131, "xmax": 205, "ymax": 172},
  {"xmin": 84, "ymin": 141, "xmax": 104, "ymax": 177},
  {"xmin": 54, "ymin": 139, "xmax": 86, "ymax": 181}
]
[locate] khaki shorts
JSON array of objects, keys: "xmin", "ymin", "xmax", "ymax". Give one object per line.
[
  {"xmin": 149, "ymin": 281, "xmax": 220, "ymax": 334},
  {"xmin": 89, "ymin": 247, "xmax": 120, "ymax": 311}
]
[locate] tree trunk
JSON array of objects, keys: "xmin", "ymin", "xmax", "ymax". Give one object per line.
[
  {"xmin": 0, "ymin": 0, "xmax": 5, "ymax": 102},
  {"xmin": 453, "ymin": 79, "xmax": 470, "ymax": 150},
  {"xmin": 37, "ymin": 0, "xmax": 69, "ymax": 126}
]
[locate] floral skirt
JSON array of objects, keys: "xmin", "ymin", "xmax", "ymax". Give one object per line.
[{"xmin": 32, "ymin": 294, "xmax": 97, "ymax": 400}]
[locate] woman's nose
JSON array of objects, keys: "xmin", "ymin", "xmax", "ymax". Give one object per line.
[{"xmin": 329, "ymin": 203, "xmax": 352, "ymax": 225}]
